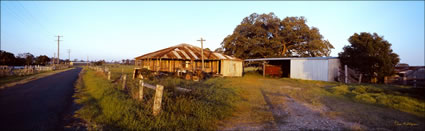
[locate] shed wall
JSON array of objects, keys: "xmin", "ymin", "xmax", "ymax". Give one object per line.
[
  {"xmin": 290, "ymin": 59, "xmax": 329, "ymax": 81},
  {"xmin": 220, "ymin": 60, "xmax": 243, "ymax": 77},
  {"xmin": 327, "ymin": 59, "xmax": 340, "ymax": 82}
]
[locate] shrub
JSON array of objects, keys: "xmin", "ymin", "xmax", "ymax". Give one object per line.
[
  {"xmin": 355, "ymin": 93, "xmax": 376, "ymax": 104},
  {"xmin": 352, "ymin": 86, "xmax": 367, "ymax": 94},
  {"xmin": 330, "ymin": 85, "xmax": 350, "ymax": 95},
  {"xmin": 375, "ymin": 93, "xmax": 391, "ymax": 105}
]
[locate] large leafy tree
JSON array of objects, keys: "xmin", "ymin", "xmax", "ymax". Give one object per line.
[
  {"xmin": 221, "ymin": 12, "xmax": 333, "ymax": 59},
  {"xmin": 339, "ymin": 32, "xmax": 400, "ymax": 83},
  {"xmin": 0, "ymin": 50, "xmax": 16, "ymax": 66},
  {"xmin": 17, "ymin": 53, "xmax": 34, "ymax": 65},
  {"xmin": 35, "ymin": 55, "xmax": 51, "ymax": 65}
]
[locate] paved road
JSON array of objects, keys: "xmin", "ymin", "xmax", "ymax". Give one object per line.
[{"xmin": 0, "ymin": 68, "xmax": 82, "ymax": 130}]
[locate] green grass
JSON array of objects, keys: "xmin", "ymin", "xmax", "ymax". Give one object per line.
[
  {"xmin": 328, "ymin": 84, "xmax": 425, "ymax": 117},
  {"xmin": 0, "ymin": 75, "xmax": 35, "ymax": 86},
  {"xmin": 75, "ymin": 66, "xmax": 424, "ymax": 130},
  {"xmin": 74, "ymin": 67, "xmax": 239, "ymax": 130},
  {"xmin": 218, "ymin": 72, "xmax": 424, "ymax": 129},
  {"xmin": 0, "ymin": 68, "xmax": 72, "ymax": 87}
]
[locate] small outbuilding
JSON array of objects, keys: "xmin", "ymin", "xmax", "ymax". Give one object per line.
[
  {"xmin": 134, "ymin": 43, "xmax": 243, "ymax": 79},
  {"xmin": 245, "ymin": 57, "xmax": 340, "ymax": 82}
]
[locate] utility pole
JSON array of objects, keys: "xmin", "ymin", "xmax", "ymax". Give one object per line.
[
  {"xmin": 67, "ymin": 49, "xmax": 71, "ymax": 61},
  {"xmin": 53, "ymin": 52, "xmax": 56, "ymax": 66},
  {"xmin": 197, "ymin": 37, "xmax": 206, "ymax": 72},
  {"xmin": 55, "ymin": 35, "xmax": 63, "ymax": 64},
  {"xmin": 87, "ymin": 56, "xmax": 89, "ymax": 67}
]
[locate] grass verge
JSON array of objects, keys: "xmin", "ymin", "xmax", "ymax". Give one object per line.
[
  {"xmin": 74, "ymin": 68, "xmax": 238, "ymax": 130},
  {"xmin": 0, "ymin": 68, "xmax": 74, "ymax": 89}
]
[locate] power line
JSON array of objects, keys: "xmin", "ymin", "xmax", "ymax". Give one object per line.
[
  {"xmin": 16, "ymin": 2, "xmax": 54, "ymax": 36},
  {"xmin": 3, "ymin": 3, "xmax": 53, "ymax": 42}
]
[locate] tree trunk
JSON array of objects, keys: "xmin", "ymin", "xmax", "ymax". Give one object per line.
[{"xmin": 282, "ymin": 43, "xmax": 287, "ymax": 56}]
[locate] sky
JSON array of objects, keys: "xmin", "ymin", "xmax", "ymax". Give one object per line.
[{"xmin": 1, "ymin": 1, "xmax": 424, "ymax": 65}]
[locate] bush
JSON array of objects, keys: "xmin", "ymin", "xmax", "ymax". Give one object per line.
[
  {"xmin": 330, "ymin": 85, "xmax": 350, "ymax": 95},
  {"xmin": 354, "ymin": 93, "xmax": 376, "ymax": 104},
  {"xmin": 375, "ymin": 93, "xmax": 391, "ymax": 105},
  {"xmin": 351, "ymin": 85, "xmax": 384, "ymax": 95}
]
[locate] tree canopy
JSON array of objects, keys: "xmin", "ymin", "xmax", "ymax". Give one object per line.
[
  {"xmin": 1, "ymin": 50, "xmax": 54, "ymax": 66},
  {"xmin": 1, "ymin": 50, "xmax": 16, "ymax": 66},
  {"xmin": 220, "ymin": 12, "xmax": 334, "ymax": 59},
  {"xmin": 338, "ymin": 32, "xmax": 400, "ymax": 83},
  {"xmin": 35, "ymin": 55, "xmax": 51, "ymax": 65}
]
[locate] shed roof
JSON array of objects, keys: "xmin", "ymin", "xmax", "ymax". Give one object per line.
[
  {"xmin": 135, "ymin": 43, "xmax": 242, "ymax": 61},
  {"xmin": 244, "ymin": 57, "xmax": 338, "ymax": 62}
]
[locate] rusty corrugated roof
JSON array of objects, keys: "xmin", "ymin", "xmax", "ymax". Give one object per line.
[{"xmin": 135, "ymin": 43, "xmax": 241, "ymax": 60}]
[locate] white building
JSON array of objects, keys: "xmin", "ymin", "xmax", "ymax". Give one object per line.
[{"xmin": 245, "ymin": 57, "xmax": 340, "ymax": 82}]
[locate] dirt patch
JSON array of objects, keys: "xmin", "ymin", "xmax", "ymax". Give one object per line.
[{"xmin": 260, "ymin": 89, "xmax": 365, "ymax": 130}]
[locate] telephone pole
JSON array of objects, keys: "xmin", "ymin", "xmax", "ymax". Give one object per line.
[
  {"xmin": 55, "ymin": 35, "xmax": 63, "ymax": 64},
  {"xmin": 67, "ymin": 49, "xmax": 71, "ymax": 61},
  {"xmin": 87, "ymin": 56, "xmax": 89, "ymax": 67},
  {"xmin": 197, "ymin": 37, "xmax": 206, "ymax": 72},
  {"xmin": 53, "ymin": 52, "xmax": 56, "ymax": 66}
]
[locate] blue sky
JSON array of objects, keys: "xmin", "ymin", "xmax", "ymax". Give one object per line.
[{"xmin": 1, "ymin": 1, "xmax": 424, "ymax": 65}]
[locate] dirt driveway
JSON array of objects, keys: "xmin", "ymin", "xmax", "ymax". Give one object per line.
[{"xmin": 219, "ymin": 76, "xmax": 424, "ymax": 130}]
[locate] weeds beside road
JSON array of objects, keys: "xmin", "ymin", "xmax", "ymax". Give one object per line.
[
  {"xmin": 0, "ymin": 67, "xmax": 74, "ymax": 89},
  {"xmin": 73, "ymin": 67, "xmax": 238, "ymax": 130}
]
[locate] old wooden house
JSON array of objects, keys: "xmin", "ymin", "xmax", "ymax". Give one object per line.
[{"xmin": 134, "ymin": 43, "xmax": 243, "ymax": 79}]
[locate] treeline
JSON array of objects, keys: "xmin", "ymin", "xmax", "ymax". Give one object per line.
[
  {"xmin": 0, "ymin": 50, "xmax": 52, "ymax": 66},
  {"xmin": 219, "ymin": 12, "xmax": 400, "ymax": 83}
]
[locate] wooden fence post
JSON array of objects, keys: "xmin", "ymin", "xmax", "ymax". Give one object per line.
[
  {"xmin": 153, "ymin": 85, "xmax": 164, "ymax": 116},
  {"xmin": 262, "ymin": 61, "xmax": 266, "ymax": 78},
  {"xmin": 108, "ymin": 71, "xmax": 111, "ymax": 80},
  {"xmin": 133, "ymin": 70, "xmax": 136, "ymax": 80},
  {"xmin": 344, "ymin": 65, "xmax": 348, "ymax": 84},
  {"xmin": 358, "ymin": 74, "xmax": 362, "ymax": 84},
  {"xmin": 122, "ymin": 74, "xmax": 127, "ymax": 89},
  {"xmin": 403, "ymin": 76, "xmax": 407, "ymax": 85},
  {"xmin": 413, "ymin": 75, "xmax": 417, "ymax": 87},
  {"xmin": 384, "ymin": 76, "xmax": 388, "ymax": 84},
  {"xmin": 139, "ymin": 80, "xmax": 144, "ymax": 101}
]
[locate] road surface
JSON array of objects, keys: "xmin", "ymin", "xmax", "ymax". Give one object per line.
[{"xmin": 0, "ymin": 68, "xmax": 82, "ymax": 130}]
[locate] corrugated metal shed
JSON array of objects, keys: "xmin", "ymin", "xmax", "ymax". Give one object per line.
[
  {"xmin": 290, "ymin": 59, "xmax": 329, "ymax": 81},
  {"xmin": 244, "ymin": 57, "xmax": 340, "ymax": 81},
  {"xmin": 135, "ymin": 43, "xmax": 241, "ymax": 60}
]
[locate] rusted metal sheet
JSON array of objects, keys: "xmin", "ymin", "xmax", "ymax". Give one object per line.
[
  {"xmin": 265, "ymin": 64, "xmax": 282, "ymax": 77},
  {"xmin": 135, "ymin": 43, "xmax": 241, "ymax": 61}
]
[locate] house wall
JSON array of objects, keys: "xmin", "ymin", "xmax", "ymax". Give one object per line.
[
  {"xmin": 327, "ymin": 59, "xmax": 340, "ymax": 82},
  {"xmin": 290, "ymin": 59, "xmax": 329, "ymax": 81},
  {"xmin": 136, "ymin": 59, "xmax": 221, "ymax": 74},
  {"xmin": 220, "ymin": 60, "xmax": 243, "ymax": 77}
]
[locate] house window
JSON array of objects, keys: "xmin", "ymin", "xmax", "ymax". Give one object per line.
[
  {"xmin": 137, "ymin": 60, "xmax": 142, "ymax": 66},
  {"xmin": 185, "ymin": 61, "xmax": 190, "ymax": 68},
  {"xmin": 205, "ymin": 61, "xmax": 210, "ymax": 68}
]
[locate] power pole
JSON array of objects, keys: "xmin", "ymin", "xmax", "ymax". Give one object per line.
[
  {"xmin": 67, "ymin": 49, "xmax": 71, "ymax": 61},
  {"xmin": 87, "ymin": 56, "xmax": 89, "ymax": 67},
  {"xmin": 197, "ymin": 37, "xmax": 206, "ymax": 72},
  {"xmin": 55, "ymin": 35, "xmax": 63, "ymax": 64},
  {"xmin": 53, "ymin": 52, "xmax": 56, "ymax": 66}
]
